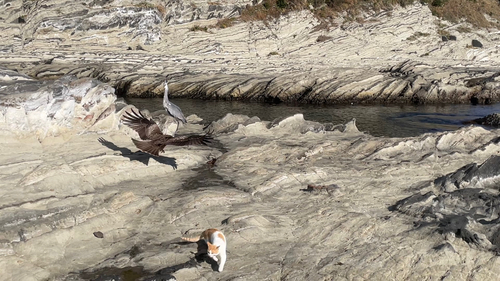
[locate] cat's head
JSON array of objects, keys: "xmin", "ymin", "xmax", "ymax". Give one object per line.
[{"xmin": 207, "ymin": 242, "xmax": 220, "ymax": 256}]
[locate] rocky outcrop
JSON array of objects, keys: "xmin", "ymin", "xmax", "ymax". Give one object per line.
[
  {"xmin": 2, "ymin": 2, "xmax": 500, "ymax": 104},
  {"xmin": 392, "ymin": 155, "xmax": 500, "ymax": 252},
  {"xmin": 169, "ymin": 61, "xmax": 500, "ymax": 104},
  {"xmin": 469, "ymin": 113, "xmax": 500, "ymax": 127},
  {"xmin": 0, "ymin": 67, "xmax": 117, "ymax": 139},
  {"xmin": 4, "ymin": 76, "xmax": 500, "ymax": 280}
]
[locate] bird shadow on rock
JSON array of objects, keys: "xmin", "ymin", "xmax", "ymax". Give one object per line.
[{"xmin": 97, "ymin": 137, "xmax": 177, "ymax": 169}]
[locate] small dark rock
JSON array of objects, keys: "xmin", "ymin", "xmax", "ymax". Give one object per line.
[
  {"xmin": 448, "ymin": 35, "xmax": 457, "ymax": 41},
  {"xmin": 93, "ymin": 231, "xmax": 104, "ymax": 238},
  {"xmin": 207, "ymin": 158, "xmax": 217, "ymax": 168},
  {"xmin": 472, "ymin": 39, "xmax": 483, "ymax": 48}
]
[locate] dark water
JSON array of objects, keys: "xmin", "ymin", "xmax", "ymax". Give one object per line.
[{"xmin": 125, "ymin": 98, "xmax": 500, "ymax": 138}]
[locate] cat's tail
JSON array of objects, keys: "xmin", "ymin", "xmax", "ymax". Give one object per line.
[{"xmin": 181, "ymin": 236, "xmax": 200, "ymax": 242}]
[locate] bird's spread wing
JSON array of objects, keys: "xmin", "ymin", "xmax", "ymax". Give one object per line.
[
  {"xmin": 130, "ymin": 134, "xmax": 212, "ymax": 156},
  {"xmin": 163, "ymin": 134, "xmax": 212, "ymax": 146},
  {"xmin": 121, "ymin": 108, "xmax": 162, "ymax": 140}
]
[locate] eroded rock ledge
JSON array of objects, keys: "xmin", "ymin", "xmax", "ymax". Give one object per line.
[{"xmin": 2, "ymin": 2, "xmax": 500, "ymax": 104}]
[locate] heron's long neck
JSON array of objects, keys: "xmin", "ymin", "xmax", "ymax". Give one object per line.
[{"xmin": 163, "ymin": 83, "xmax": 170, "ymax": 106}]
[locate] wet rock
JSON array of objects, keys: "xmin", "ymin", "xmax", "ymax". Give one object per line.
[{"xmin": 469, "ymin": 113, "xmax": 500, "ymax": 127}]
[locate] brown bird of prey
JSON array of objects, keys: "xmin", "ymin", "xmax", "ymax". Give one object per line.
[{"xmin": 121, "ymin": 108, "xmax": 211, "ymax": 156}]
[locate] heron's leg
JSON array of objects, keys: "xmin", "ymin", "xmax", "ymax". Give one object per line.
[{"xmin": 173, "ymin": 119, "xmax": 180, "ymax": 136}]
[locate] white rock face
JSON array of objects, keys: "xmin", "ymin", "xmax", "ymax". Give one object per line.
[{"xmin": 0, "ymin": 75, "xmax": 117, "ymax": 139}]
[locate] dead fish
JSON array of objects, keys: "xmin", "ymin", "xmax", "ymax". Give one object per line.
[{"xmin": 301, "ymin": 183, "xmax": 340, "ymax": 195}]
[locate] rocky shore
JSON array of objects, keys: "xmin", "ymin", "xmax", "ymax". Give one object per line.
[
  {"xmin": 3, "ymin": 1, "xmax": 500, "ymax": 280},
  {"xmin": 2, "ymin": 1, "xmax": 500, "ymax": 104},
  {"xmin": 2, "ymin": 69, "xmax": 500, "ymax": 280}
]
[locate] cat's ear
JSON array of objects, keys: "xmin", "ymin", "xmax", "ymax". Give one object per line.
[{"xmin": 216, "ymin": 246, "xmax": 220, "ymax": 249}]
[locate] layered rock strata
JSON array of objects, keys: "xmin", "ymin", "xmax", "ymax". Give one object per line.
[{"xmin": 1, "ymin": 2, "xmax": 500, "ymax": 103}]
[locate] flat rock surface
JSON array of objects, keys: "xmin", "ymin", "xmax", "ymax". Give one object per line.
[{"xmin": 2, "ymin": 75, "xmax": 500, "ymax": 279}]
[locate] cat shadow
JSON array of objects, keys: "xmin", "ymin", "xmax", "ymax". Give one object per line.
[
  {"xmin": 173, "ymin": 240, "xmax": 220, "ymax": 272},
  {"xmin": 97, "ymin": 137, "xmax": 177, "ymax": 169}
]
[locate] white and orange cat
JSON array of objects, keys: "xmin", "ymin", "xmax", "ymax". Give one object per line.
[{"xmin": 182, "ymin": 228, "xmax": 227, "ymax": 272}]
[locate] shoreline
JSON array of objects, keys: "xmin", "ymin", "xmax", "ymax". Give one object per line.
[
  {"xmin": 2, "ymin": 56, "xmax": 500, "ymax": 105},
  {"xmin": 2, "ymin": 3, "xmax": 500, "ymax": 105}
]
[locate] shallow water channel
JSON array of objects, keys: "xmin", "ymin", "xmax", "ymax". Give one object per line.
[{"xmin": 125, "ymin": 98, "xmax": 500, "ymax": 138}]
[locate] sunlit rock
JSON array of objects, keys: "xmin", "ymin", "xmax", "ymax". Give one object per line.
[
  {"xmin": 205, "ymin": 113, "xmax": 261, "ymax": 134},
  {"xmin": 0, "ymin": 76, "xmax": 117, "ymax": 139}
]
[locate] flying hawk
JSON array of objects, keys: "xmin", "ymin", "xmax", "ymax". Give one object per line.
[{"xmin": 121, "ymin": 108, "xmax": 211, "ymax": 156}]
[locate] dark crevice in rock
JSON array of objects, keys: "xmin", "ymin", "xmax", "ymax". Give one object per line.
[
  {"xmin": 0, "ymin": 195, "xmax": 57, "ymax": 211},
  {"xmin": 114, "ymin": 79, "xmax": 133, "ymax": 98}
]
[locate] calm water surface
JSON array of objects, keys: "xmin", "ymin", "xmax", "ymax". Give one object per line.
[{"xmin": 125, "ymin": 98, "xmax": 500, "ymax": 138}]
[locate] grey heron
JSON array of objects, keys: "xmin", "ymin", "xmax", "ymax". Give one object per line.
[
  {"xmin": 121, "ymin": 108, "xmax": 211, "ymax": 156},
  {"xmin": 163, "ymin": 79, "xmax": 187, "ymax": 129}
]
